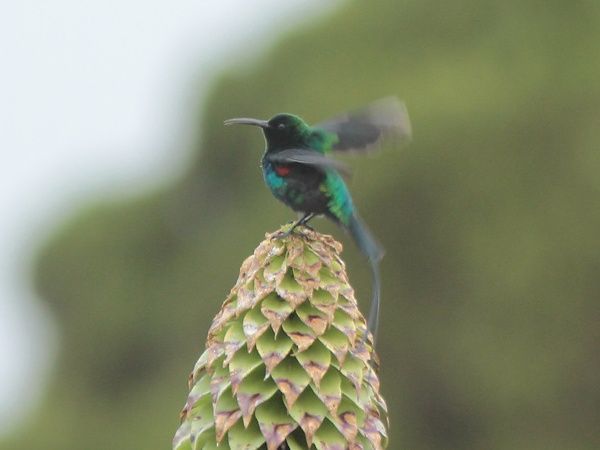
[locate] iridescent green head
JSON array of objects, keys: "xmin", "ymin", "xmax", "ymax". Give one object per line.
[{"xmin": 224, "ymin": 113, "xmax": 311, "ymax": 150}]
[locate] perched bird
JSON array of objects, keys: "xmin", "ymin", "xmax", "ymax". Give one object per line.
[{"xmin": 224, "ymin": 97, "xmax": 411, "ymax": 342}]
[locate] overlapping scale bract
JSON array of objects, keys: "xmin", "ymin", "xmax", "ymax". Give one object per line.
[{"xmin": 174, "ymin": 227, "xmax": 388, "ymax": 450}]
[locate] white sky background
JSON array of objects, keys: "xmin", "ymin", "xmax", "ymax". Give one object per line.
[{"xmin": 0, "ymin": 0, "xmax": 340, "ymax": 435}]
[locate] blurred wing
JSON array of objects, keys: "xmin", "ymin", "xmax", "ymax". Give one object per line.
[
  {"xmin": 268, "ymin": 148, "xmax": 352, "ymax": 177},
  {"xmin": 315, "ymin": 97, "xmax": 412, "ymax": 153}
]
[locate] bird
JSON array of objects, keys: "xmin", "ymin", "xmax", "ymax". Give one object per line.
[{"xmin": 224, "ymin": 97, "xmax": 411, "ymax": 343}]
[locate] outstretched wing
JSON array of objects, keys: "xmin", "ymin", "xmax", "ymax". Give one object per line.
[
  {"xmin": 268, "ymin": 148, "xmax": 352, "ymax": 177},
  {"xmin": 315, "ymin": 97, "xmax": 412, "ymax": 153}
]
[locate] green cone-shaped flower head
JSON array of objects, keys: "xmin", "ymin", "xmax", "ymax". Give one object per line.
[{"xmin": 174, "ymin": 227, "xmax": 388, "ymax": 450}]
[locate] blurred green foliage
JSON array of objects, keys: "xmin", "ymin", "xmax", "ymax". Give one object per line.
[{"xmin": 4, "ymin": 0, "xmax": 600, "ymax": 448}]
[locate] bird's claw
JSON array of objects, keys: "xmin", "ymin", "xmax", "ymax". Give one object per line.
[
  {"xmin": 274, "ymin": 223, "xmax": 295, "ymax": 239},
  {"xmin": 276, "ymin": 229, "xmax": 294, "ymax": 239},
  {"xmin": 275, "ymin": 222, "xmax": 313, "ymax": 239}
]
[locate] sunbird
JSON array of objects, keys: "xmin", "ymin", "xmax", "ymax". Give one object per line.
[{"xmin": 225, "ymin": 98, "xmax": 411, "ymax": 342}]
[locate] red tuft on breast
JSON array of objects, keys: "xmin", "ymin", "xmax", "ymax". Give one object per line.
[{"xmin": 275, "ymin": 165, "xmax": 291, "ymax": 176}]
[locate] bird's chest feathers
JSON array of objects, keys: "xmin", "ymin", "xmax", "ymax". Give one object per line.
[
  {"xmin": 273, "ymin": 165, "xmax": 291, "ymax": 177},
  {"xmin": 262, "ymin": 159, "xmax": 320, "ymax": 208},
  {"xmin": 263, "ymin": 161, "xmax": 293, "ymax": 194}
]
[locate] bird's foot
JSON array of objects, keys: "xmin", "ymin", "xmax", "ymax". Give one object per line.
[
  {"xmin": 271, "ymin": 223, "xmax": 291, "ymax": 239},
  {"xmin": 275, "ymin": 230, "xmax": 292, "ymax": 239},
  {"xmin": 275, "ymin": 223, "xmax": 298, "ymax": 239},
  {"xmin": 275, "ymin": 222, "xmax": 314, "ymax": 239},
  {"xmin": 275, "ymin": 213, "xmax": 316, "ymax": 239}
]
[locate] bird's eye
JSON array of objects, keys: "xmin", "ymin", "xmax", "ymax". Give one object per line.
[{"xmin": 277, "ymin": 122, "xmax": 286, "ymax": 129}]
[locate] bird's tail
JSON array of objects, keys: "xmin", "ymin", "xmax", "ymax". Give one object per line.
[{"xmin": 347, "ymin": 212, "xmax": 384, "ymax": 343}]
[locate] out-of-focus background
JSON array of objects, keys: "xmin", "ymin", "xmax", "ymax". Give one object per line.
[{"xmin": 2, "ymin": 0, "xmax": 599, "ymax": 448}]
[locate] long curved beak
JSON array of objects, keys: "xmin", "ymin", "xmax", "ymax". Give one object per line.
[{"xmin": 224, "ymin": 117, "xmax": 269, "ymax": 128}]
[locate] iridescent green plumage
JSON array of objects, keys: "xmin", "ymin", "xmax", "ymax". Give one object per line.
[{"xmin": 224, "ymin": 98, "xmax": 411, "ymax": 340}]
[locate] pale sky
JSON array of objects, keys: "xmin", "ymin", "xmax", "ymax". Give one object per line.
[{"xmin": 0, "ymin": 0, "xmax": 340, "ymax": 434}]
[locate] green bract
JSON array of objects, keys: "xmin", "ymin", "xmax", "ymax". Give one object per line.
[{"xmin": 174, "ymin": 227, "xmax": 388, "ymax": 450}]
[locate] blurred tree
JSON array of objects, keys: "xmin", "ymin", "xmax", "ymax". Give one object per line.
[{"xmin": 3, "ymin": 0, "xmax": 599, "ymax": 449}]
